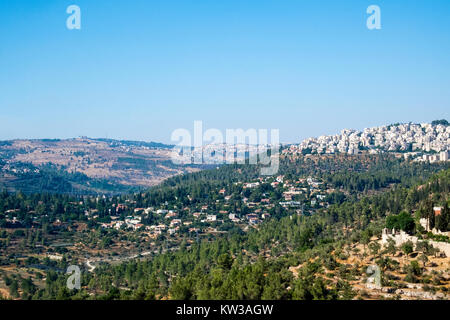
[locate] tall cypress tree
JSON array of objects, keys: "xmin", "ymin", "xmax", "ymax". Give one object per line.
[{"xmin": 436, "ymin": 204, "xmax": 449, "ymax": 232}]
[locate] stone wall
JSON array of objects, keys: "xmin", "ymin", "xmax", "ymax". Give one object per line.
[{"xmin": 381, "ymin": 228, "xmax": 450, "ymax": 257}]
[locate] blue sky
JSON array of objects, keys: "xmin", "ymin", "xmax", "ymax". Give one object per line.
[{"xmin": 0, "ymin": 0, "xmax": 449, "ymax": 143}]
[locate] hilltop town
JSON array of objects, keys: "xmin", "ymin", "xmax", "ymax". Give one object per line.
[{"xmin": 286, "ymin": 121, "xmax": 450, "ymax": 162}]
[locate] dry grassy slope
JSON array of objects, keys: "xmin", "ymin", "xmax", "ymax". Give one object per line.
[
  {"xmin": 289, "ymin": 238, "xmax": 450, "ymax": 300},
  {"xmin": 0, "ymin": 138, "xmax": 202, "ymax": 187}
]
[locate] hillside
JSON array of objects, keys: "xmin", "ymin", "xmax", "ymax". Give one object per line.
[
  {"xmin": 287, "ymin": 121, "xmax": 449, "ymax": 157},
  {"xmin": 0, "ymin": 138, "xmax": 205, "ymax": 194},
  {"xmin": 0, "ymin": 154, "xmax": 449, "ymax": 300}
]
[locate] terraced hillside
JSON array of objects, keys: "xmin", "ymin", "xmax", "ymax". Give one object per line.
[{"xmin": 0, "ymin": 138, "xmax": 205, "ymax": 194}]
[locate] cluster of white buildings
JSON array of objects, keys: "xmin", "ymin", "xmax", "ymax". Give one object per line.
[
  {"xmin": 1, "ymin": 161, "xmax": 40, "ymax": 174},
  {"xmin": 173, "ymin": 143, "xmax": 271, "ymax": 165},
  {"xmin": 417, "ymin": 151, "xmax": 450, "ymax": 163},
  {"xmin": 101, "ymin": 216, "xmax": 144, "ymax": 231},
  {"xmin": 288, "ymin": 123, "xmax": 450, "ymax": 156}
]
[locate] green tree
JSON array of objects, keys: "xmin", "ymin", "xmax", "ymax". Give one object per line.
[
  {"xmin": 401, "ymin": 241, "xmax": 414, "ymax": 255},
  {"xmin": 418, "ymin": 254, "xmax": 428, "ymax": 268}
]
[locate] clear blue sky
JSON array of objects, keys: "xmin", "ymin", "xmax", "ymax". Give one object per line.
[{"xmin": 1, "ymin": 0, "xmax": 449, "ymax": 143}]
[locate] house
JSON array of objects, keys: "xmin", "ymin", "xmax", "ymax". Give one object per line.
[
  {"xmin": 279, "ymin": 201, "xmax": 302, "ymax": 207},
  {"xmin": 262, "ymin": 213, "xmax": 271, "ymax": 219},
  {"xmin": 125, "ymin": 216, "xmax": 141, "ymax": 227},
  {"xmin": 420, "ymin": 207, "xmax": 446, "ymax": 232},
  {"xmin": 271, "ymin": 181, "xmax": 280, "ymax": 187},
  {"xmin": 244, "ymin": 182, "xmax": 260, "ymax": 188},
  {"xmin": 206, "ymin": 215, "xmax": 217, "ymax": 222},
  {"xmin": 246, "ymin": 213, "xmax": 258, "ymax": 220},
  {"xmin": 116, "ymin": 204, "xmax": 127, "ymax": 213},
  {"xmin": 433, "ymin": 207, "xmax": 442, "ymax": 216},
  {"xmin": 193, "ymin": 212, "xmax": 202, "ymax": 218},
  {"xmin": 114, "ymin": 221, "xmax": 125, "ymax": 230},
  {"xmin": 166, "ymin": 211, "xmax": 178, "ymax": 218},
  {"xmin": 151, "ymin": 224, "xmax": 166, "ymax": 232},
  {"xmin": 170, "ymin": 219, "xmax": 182, "ymax": 227}
]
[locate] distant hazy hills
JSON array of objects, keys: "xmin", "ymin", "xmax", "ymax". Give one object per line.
[
  {"xmin": 0, "ymin": 138, "xmax": 205, "ymax": 194},
  {"xmin": 2, "ymin": 120, "xmax": 448, "ymax": 194}
]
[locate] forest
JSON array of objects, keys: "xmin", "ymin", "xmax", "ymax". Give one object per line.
[{"xmin": 1, "ymin": 154, "xmax": 448, "ymax": 300}]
